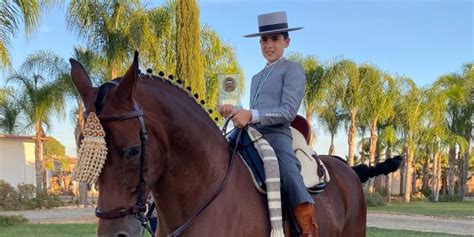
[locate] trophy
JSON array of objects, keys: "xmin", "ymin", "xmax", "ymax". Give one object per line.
[{"xmin": 218, "ymin": 74, "xmax": 242, "ymax": 109}]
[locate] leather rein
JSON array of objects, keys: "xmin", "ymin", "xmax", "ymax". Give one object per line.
[{"xmin": 90, "ymin": 78, "xmax": 243, "ymax": 237}]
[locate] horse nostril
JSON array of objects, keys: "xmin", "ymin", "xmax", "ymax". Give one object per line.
[{"xmin": 116, "ymin": 233, "xmax": 128, "ymax": 237}]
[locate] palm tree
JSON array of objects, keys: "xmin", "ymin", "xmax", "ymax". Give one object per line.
[
  {"xmin": 0, "ymin": 0, "xmax": 61, "ymax": 68},
  {"xmin": 287, "ymin": 53, "xmax": 326, "ymax": 143},
  {"xmin": 398, "ymin": 78, "xmax": 426, "ymax": 202},
  {"xmin": 7, "ymin": 68, "xmax": 66, "ymax": 191},
  {"xmin": 326, "ymin": 59, "xmax": 361, "ymax": 166},
  {"xmin": 67, "ymin": 0, "xmax": 169, "ymax": 79},
  {"xmin": 359, "ymin": 66, "xmax": 397, "ymax": 191},
  {"xmin": 434, "ymin": 66, "xmax": 472, "ymax": 198},
  {"xmin": 0, "ymin": 88, "xmax": 22, "ymax": 134}
]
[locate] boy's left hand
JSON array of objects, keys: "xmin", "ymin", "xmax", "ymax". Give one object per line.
[{"xmin": 232, "ymin": 109, "xmax": 252, "ymax": 128}]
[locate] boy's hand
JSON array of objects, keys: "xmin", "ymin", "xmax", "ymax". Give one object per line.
[
  {"xmin": 218, "ymin": 104, "xmax": 237, "ymax": 118},
  {"xmin": 232, "ymin": 109, "xmax": 252, "ymax": 128}
]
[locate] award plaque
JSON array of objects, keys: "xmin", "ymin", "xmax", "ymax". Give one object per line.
[{"xmin": 218, "ymin": 74, "xmax": 242, "ymax": 108}]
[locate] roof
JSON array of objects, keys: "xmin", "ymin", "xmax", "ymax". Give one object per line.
[{"xmin": 0, "ymin": 134, "xmax": 36, "ymax": 140}]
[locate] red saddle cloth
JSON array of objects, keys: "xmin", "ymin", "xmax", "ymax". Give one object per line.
[{"xmin": 291, "ymin": 115, "xmax": 311, "ymax": 145}]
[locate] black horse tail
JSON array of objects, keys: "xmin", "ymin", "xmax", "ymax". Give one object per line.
[{"xmin": 352, "ymin": 156, "xmax": 403, "ymax": 183}]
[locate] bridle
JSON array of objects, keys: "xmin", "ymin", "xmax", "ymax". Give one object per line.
[
  {"xmin": 88, "ymin": 80, "xmax": 152, "ymax": 234},
  {"xmin": 89, "ymin": 77, "xmax": 243, "ymax": 237}
]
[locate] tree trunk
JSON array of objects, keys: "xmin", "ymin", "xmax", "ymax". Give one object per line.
[
  {"xmin": 35, "ymin": 122, "xmax": 45, "ymax": 192},
  {"xmin": 460, "ymin": 143, "xmax": 470, "ymax": 200},
  {"xmin": 368, "ymin": 120, "xmax": 378, "ymax": 193},
  {"xmin": 385, "ymin": 147, "xmax": 392, "ymax": 203},
  {"xmin": 348, "ymin": 109, "xmax": 357, "ymax": 166},
  {"xmin": 305, "ymin": 110, "xmax": 314, "ymax": 145},
  {"xmin": 448, "ymin": 146, "xmax": 456, "ymax": 196},
  {"xmin": 422, "ymin": 159, "xmax": 429, "ymax": 191},
  {"xmin": 329, "ymin": 133, "xmax": 335, "ymax": 155},
  {"xmin": 75, "ymin": 99, "xmax": 85, "ymax": 147},
  {"xmin": 404, "ymin": 145, "xmax": 414, "ymax": 202},
  {"xmin": 432, "ymin": 151, "xmax": 440, "ymax": 202},
  {"xmin": 399, "ymin": 152, "xmax": 406, "ymax": 197}
]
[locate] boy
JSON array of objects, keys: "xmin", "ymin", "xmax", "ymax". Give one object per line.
[{"xmin": 219, "ymin": 11, "xmax": 318, "ymax": 237}]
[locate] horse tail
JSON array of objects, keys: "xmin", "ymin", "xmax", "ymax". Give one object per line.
[{"xmin": 351, "ymin": 156, "xmax": 403, "ymax": 183}]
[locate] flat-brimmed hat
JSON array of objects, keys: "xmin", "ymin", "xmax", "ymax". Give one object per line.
[{"xmin": 244, "ymin": 11, "xmax": 303, "ymax": 38}]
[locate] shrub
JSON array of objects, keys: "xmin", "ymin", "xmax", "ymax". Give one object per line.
[
  {"xmin": 0, "ymin": 180, "xmax": 64, "ymax": 211},
  {"xmin": 438, "ymin": 194, "xmax": 463, "ymax": 202},
  {"xmin": 0, "ymin": 180, "xmax": 20, "ymax": 211},
  {"xmin": 365, "ymin": 191, "xmax": 386, "ymax": 207},
  {"xmin": 0, "ymin": 215, "xmax": 28, "ymax": 226}
]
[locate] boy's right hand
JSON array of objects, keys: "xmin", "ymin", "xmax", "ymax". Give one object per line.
[{"xmin": 218, "ymin": 104, "xmax": 237, "ymax": 118}]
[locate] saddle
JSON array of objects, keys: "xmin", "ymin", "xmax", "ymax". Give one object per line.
[{"xmin": 228, "ymin": 116, "xmax": 330, "ymax": 194}]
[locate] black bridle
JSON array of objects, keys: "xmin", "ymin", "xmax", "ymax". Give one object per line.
[{"xmin": 89, "ymin": 80, "xmax": 152, "ymax": 234}]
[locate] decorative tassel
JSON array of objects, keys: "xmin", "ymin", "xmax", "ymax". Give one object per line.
[
  {"xmin": 194, "ymin": 93, "xmax": 199, "ymax": 99},
  {"xmin": 200, "ymin": 100, "xmax": 205, "ymax": 105},
  {"xmin": 72, "ymin": 112, "xmax": 108, "ymax": 187},
  {"xmin": 270, "ymin": 228, "xmax": 285, "ymax": 237}
]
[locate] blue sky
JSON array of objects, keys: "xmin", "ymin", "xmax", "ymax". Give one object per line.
[{"xmin": 2, "ymin": 0, "xmax": 473, "ymax": 157}]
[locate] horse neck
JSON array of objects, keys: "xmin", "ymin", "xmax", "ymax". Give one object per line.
[{"xmin": 138, "ymin": 80, "xmax": 232, "ymax": 227}]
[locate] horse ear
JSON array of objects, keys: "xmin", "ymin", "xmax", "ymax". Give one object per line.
[
  {"xmin": 70, "ymin": 58, "xmax": 93, "ymax": 104},
  {"xmin": 117, "ymin": 51, "xmax": 139, "ymax": 101}
]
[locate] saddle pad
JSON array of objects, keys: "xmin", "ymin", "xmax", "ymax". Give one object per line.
[
  {"xmin": 228, "ymin": 127, "xmax": 329, "ymax": 194},
  {"xmin": 290, "ymin": 127, "xmax": 330, "ymax": 188}
]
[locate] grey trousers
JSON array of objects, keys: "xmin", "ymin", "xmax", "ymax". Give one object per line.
[{"xmin": 258, "ymin": 129, "xmax": 315, "ymax": 210}]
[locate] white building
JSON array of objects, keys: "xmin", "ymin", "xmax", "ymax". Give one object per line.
[{"xmin": 0, "ymin": 134, "xmax": 36, "ymax": 187}]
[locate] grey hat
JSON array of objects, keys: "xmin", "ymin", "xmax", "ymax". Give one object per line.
[{"xmin": 244, "ymin": 11, "xmax": 303, "ymax": 38}]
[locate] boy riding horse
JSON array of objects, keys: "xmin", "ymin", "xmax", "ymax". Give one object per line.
[{"xmin": 219, "ymin": 11, "xmax": 318, "ymax": 237}]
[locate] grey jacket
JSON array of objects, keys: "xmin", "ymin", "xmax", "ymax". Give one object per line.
[{"xmin": 250, "ymin": 58, "xmax": 306, "ymax": 136}]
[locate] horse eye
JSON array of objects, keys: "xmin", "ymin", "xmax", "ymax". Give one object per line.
[{"xmin": 123, "ymin": 146, "xmax": 141, "ymax": 160}]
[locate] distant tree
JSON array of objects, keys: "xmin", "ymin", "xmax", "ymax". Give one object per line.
[
  {"xmin": 326, "ymin": 59, "xmax": 361, "ymax": 166},
  {"xmin": 287, "ymin": 53, "xmax": 326, "ymax": 144},
  {"xmin": 398, "ymin": 78, "xmax": 426, "ymax": 202},
  {"xmin": 201, "ymin": 25, "xmax": 243, "ymax": 118},
  {"xmin": 175, "ymin": 0, "xmax": 205, "ymax": 95},
  {"xmin": 7, "ymin": 61, "xmax": 66, "ymax": 191},
  {"xmin": 0, "ymin": 89, "xmax": 22, "ymax": 134},
  {"xmin": 44, "ymin": 136, "xmax": 66, "ymax": 157},
  {"xmin": 0, "ymin": 0, "xmax": 61, "ymax": 68}
]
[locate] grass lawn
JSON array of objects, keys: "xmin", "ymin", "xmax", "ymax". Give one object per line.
[
  {"xmin": 0, "ymin": 223, "xmax": 154, "ymax": 237},
  {"xmin": 366, "ymin": 227, "xmax": 468, "ymax": 237},
  {"xmin": 0, "ymin": 224, "xmax": 468, "ymax": 237},
  {"xmin": 368, "ymin": 201, "xmax": 474, "ymax": 217}
]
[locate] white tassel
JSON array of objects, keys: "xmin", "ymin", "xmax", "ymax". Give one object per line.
[{"xmin": 270, "ymin": 227, "xmax": 285, "ymax": 237}]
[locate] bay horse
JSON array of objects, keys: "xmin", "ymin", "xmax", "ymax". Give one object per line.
[{"xmin": 70, "ymin": 52, "xmax": 401, "ymax": 237}]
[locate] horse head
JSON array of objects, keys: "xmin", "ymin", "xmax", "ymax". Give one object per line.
[{"xmin": 71, "ymin": 51, "xmax": 162, "ymax": 237}]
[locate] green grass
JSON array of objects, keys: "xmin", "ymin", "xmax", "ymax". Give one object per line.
[
  {"xmin": 0, "ymin": 224, "xmax": 469, "ymax": 237},
  {"xmin": 0, "ymin": 223, "xmax": 154, "ymax": 237},
  {"xmin": 368, "ymin": 201, "xmax": 474, "ymax": 217},
  {"xmin": 367, "ymin": 227, "xmax": 468, "ymax": 237}
]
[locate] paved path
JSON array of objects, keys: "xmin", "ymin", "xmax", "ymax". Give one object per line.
[
  {"xmin": 367, "ymin": 212, "xmax": 474, "ymax": 236},
  {"xmin": 1, "ymin": 207, "xmax": 473, "ymax": 235}
]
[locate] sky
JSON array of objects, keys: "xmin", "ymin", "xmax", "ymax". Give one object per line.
[{"xmin": 2, "ymin": 0, "xmax": 473, "ymax": 157}]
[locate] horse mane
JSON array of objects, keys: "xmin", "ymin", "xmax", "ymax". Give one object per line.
[{"xmin": 133, "ymin": 72, "xmax": 223, "ymax": 133}]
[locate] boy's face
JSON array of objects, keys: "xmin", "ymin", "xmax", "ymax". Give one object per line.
[{"xmin": 260, "ymin": 33, "xmax": 290, "ymax": 63}]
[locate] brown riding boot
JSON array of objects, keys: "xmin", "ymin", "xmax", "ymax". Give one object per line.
[{"xmin": 294, "ymin": 203, "xmax": 319, "ymax": 237}]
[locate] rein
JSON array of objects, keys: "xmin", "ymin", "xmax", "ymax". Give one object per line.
[
  {"xmin": 91, "ymin": 80, "xmax": 152, "ymax": 235},
  {"xmin": 167, "ymin": 116, "xmax": 243, "ymax": 237}
]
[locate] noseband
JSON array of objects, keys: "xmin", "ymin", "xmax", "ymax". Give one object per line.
[{"xmin": 90, "ymin": 80, "xmax": 151, "ymax": 233}]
